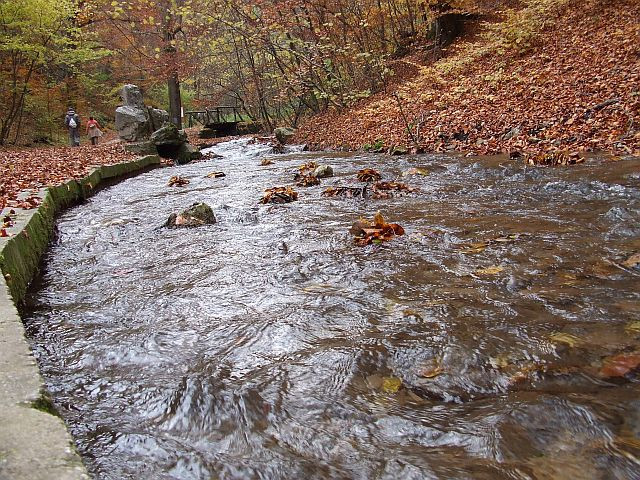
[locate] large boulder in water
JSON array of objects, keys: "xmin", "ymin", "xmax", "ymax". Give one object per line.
[
  {"xmin": 165, "ymin": 203, "xmax": 216, "ymax": 228},
  {"xmin": 176, "ymin": 143, "xmax": 202, "ymax": 165},
  {"xmin": 274, "ymin": 127, "xmax": 295, "ymax": 145},
  {"xmin": 151, "ymin": 123, "xmax": 187, "ymax": 146},
  {"xmin": 313, "ymin": 164, "xmax": 334, "ymax": 178}
]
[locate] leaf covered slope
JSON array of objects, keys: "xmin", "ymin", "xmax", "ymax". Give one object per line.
[{"xmin": 297, "ymin": 0, "xmax": 640, "ymax": 157}]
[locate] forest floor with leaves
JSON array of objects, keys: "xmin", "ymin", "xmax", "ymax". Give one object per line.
[
  {"xmin": 296, "ymin": 0, "xmax": 640, "ymax": 159},
  {"xmin": 0, "ymin": 142, "xmax": 136, "ymax": 212}
]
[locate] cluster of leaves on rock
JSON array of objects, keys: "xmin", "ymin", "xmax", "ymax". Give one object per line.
[
  {"xmin": 260, "ymin": 186, "xmax": 299, "ymax": 204},
  {"xmin": 350, "ymin": 211, "xmax": 405, "ymax": 246}
]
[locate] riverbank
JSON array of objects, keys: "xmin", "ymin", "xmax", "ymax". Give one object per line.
[
  {"xmin": 0, "ymin": 154, "xmax": 160, "ymax": 480},
  {"xmin": 295, "ymin": 0, "xmax": 640, "ymax": 158}
]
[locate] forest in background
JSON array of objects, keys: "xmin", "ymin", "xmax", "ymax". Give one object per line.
[
  {"xmin": 1, "ymin": 0, "xmax": 528, "ymax": 145},
  {"xmin": 0, "ymin": 0, "xmax": 638, "ymax": 156}
]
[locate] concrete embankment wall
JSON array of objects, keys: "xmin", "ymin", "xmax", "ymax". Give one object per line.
[{"xmin": 0, "ymin": 155, "xmax": 161, "ymax": 480}]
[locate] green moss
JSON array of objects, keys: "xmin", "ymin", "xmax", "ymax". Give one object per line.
[
  {"xmin": 31, "ymin": 393, "xmax": 60, "ymax": 418},
  {"xmin": 0, "ymin": 155, "xmax": 160, "ymax": 304}
]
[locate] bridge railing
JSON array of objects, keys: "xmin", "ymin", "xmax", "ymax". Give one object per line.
[{"xmin": 185, "ymin": 106, "xmax": 242, "ymax": 128}]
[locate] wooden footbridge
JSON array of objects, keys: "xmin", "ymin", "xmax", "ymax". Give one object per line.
[{"xmin": 185, "ymin": 106, "xmax": 242, "ymax": 136}]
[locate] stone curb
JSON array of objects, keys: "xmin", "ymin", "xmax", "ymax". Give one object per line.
[{"xmin": 0, "ymin": 155, "xmax": 161, "ymax": 480}]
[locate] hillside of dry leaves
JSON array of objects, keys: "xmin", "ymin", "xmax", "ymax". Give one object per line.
[
  {"xmin": 0, "ymin": 142, "xmax": 135, "ymax": 212},
  {"xmin": 296, "ymin": 0, "xmax": 640, "ymax": 158}
]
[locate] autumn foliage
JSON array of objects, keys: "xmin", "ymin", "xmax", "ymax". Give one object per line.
[
  {"xmin": 0, "ymin": 144, "xmax": 135, "ymax": 212},
  {"xmin": 296, "ymin": 0, "xmax": 640, "ymax": 157}
]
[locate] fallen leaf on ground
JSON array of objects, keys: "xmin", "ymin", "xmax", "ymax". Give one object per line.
[
  {"xmin": 0, "ymin": 228, "xmax": 9, "ymax": 237},
  {"xmin": 260, "ymin": 186, "xmax": 298, "ymax": 204},
  {"xmin": 13, "ymin": 196, "xmax": 41, "ymax": 209},
  {"xmin": 168, "ymin": 176, "xmax": 190, "ymax": 187}
]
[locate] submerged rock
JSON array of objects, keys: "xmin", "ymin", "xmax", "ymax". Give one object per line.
[
  {"xmin": 176, "ymin": 143, "xmax": 202, "ymax": 165},
  {"xmin": 313, "ymin": 164, "xmax": 334, "ymax": 178},
  {"xmin": 165, "ymin": 203, "xmax": 216, "ymax": 228}
]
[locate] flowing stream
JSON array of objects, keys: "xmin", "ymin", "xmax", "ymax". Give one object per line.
[{"xmin": 23, "ymin": 139, "xmax": 640, "ymax": 479}]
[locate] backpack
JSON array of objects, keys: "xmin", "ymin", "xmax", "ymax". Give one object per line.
[{"xmin": 68, "ymin": 116, "xmax": 77, "ymax": 129}]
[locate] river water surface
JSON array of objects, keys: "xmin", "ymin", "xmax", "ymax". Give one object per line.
[{"xmin": 23, "ymin": 140, "xmax": 640, "ymax": 479}]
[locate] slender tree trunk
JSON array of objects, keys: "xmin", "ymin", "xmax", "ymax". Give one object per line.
[{"xmin": 168, "ymin": 73, "xmax": 182, "ymax": 129}]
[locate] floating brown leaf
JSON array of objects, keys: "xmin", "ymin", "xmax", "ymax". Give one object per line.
[
  {"xmin": 351, "ymin": 211, "xmax": 405, "ymax": 246},
  {"xmin": 621, "ymin": 253, "xmax": 640, "ymax": 269},
  {"xmin": 322, "ymin": 186, "xmax": 367, "ymax": 198},
  {"xmin": 526, "ymin": 151, "xmax": 585, "ymax": 167},
  {"xmin": 260, "ymin": 158, "xmax": 274, "ymax": 166},
  {"xmin": 168, "ymin": 175, "xmax": 190, "ymax": 187},
  {"xmin": 295, "ymin": 174, "xmax": 320, "ymax": 187},
  {"xmin": 298, "ymin": 161, "xmax": 318, "ymax": 173},
  {"xmin": 205, "ymin": 171, "xmax": 226, "ymax": 178},
  {"xmin": 600, "ymin": 352, "xmax": 640, "ymax": 378},
  {"xmin": 260, "ymin": 186, "xmax": 298, "ymax": 204},
  {"xmin": 357, "ymin": 168, "xmax": 382, "ymax": 182},
  {"xmin": 372, "ymin": 181, "xmax": 416, "ymax": 198},
  {"xmin": 402, "ymin": 167, "xmax": 429, "ymax": 177}
]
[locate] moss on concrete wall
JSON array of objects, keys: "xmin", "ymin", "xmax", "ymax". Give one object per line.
[
  {"xmin": 0, "ymin": 154, "xmax": 160, "ymax": 480},
  {"xmin": 0, "ymin": 155, "xmax": 160, "ymax": 303}
]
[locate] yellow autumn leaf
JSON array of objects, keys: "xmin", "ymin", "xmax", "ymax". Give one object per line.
[
  {"xmin": 476, "ymin": 265, "xmax": 504, "ymax": 275},
  {"xmin": 549, "ymin": 332, "xmax": 581, "ymax": 348},
  {"xmin": 381, "ymin": 376, "xmax": 402, "ymax": 393}
]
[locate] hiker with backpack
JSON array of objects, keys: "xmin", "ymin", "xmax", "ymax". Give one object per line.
[{"xmin": 65, "ymin": 107, "xmax": 80, "ymax": 146}]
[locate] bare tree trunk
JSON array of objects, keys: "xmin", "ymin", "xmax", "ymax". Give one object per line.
[{"xmin": 168, "ymin": 73, "xmax": 182, "ymax": 129}]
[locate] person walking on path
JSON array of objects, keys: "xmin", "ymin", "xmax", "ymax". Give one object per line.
[
  {"xmin": 65, "ymin": 108, "xmax": 80, "ymax": 146},
  {"xmin": 86, "ymin": 116, "xmax": 103, "ymax": 145}
]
